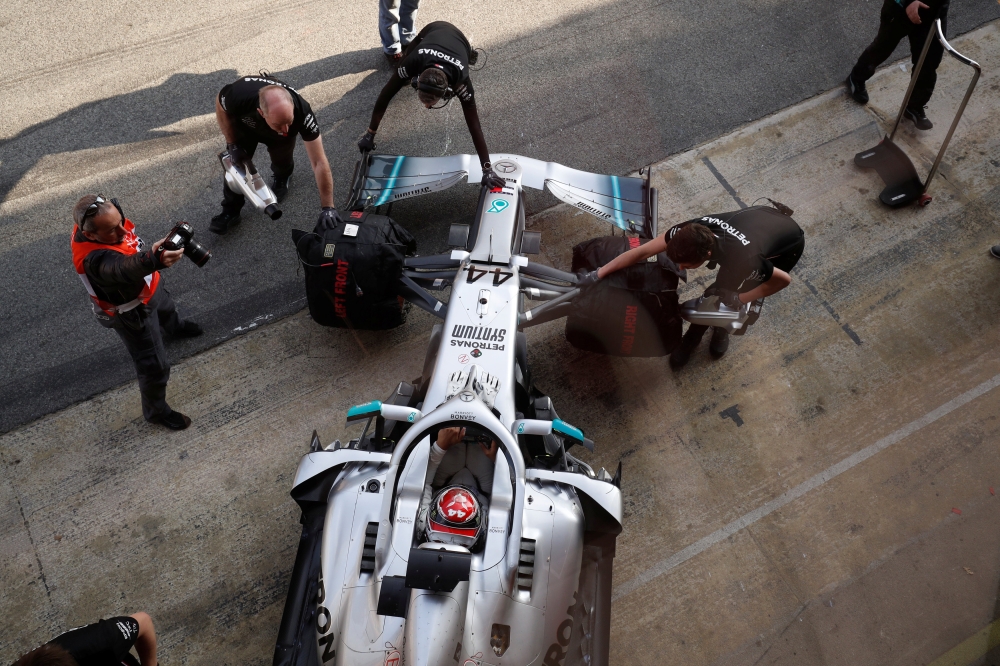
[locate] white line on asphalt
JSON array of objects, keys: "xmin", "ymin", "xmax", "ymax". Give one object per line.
[{"xmin": 611, "ymin": 372, "xmax": 1000, "ymax": 601}]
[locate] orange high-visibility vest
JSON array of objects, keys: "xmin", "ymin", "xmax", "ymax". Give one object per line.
[{"xmin": 71, "ymin": 218, "xmax": 160, "ymax": 317}]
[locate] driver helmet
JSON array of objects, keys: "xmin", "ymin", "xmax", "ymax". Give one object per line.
[{"xmin": 426, "ymin": 485, "xmax": 486, "ymax": 548}]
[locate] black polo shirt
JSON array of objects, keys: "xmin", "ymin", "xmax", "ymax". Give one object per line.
[
  {"xmin": 218, "ymin": 76, "xmax": 321, "ymax": 143},
  {"xmin": 396, "ymin": 22, "xmax": 475, "ymax": 103},
  {"xmin": 676, "ymin": 207, "xmax": 804, "ymax": 292}
]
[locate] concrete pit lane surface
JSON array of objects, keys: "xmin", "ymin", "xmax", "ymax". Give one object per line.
[{"xmin": 4, "ymin": 2, "xmax": 1000, "ymax": 666}]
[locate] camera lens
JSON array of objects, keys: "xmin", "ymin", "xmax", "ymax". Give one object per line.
[{"xmin": 184, "ymin": 240, "xmax": 211, "ymax": 267}]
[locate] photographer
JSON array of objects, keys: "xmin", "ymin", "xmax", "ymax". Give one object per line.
[
  {"xmin": 12, "ymin": 612, "xmax": 157, "ymax": 666},
  {"xmin": 212, "ymin": 73, "xmax": 336, "ymax": 234},
  {"xmin": 71, "ymin": 195, "xmax": 203, "ymax": 430},
  {"xmin": 584, "ymin": 205, "xmax": 804, "ymax": 369},
  {"xmin": 358, "ymin": 21, "xmax": 506, "ymax": 190}
]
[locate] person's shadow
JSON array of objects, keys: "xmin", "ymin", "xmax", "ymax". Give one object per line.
[{"xmin": 0, "ymin": 47, "xmax": 388, "ymax": 205}]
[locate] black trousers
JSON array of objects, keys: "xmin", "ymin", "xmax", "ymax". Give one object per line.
[
  {"xmin": 113, "ymin": 287, "xmax": 185, "ymax": 420},
  {"xmin": 684, "ymin": 235, "xmax": 806, "ymax": 345},
  {"xmin": 851, "ymin": 0, "xmax": 949, "ymax": 110},
  {"xmin": 221, "ymin": 130, "xmax": 296, "ymax": 214}
]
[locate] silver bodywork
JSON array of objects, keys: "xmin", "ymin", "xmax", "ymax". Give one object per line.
[
  {"xmin": 219, "ymin": 150, "xmax": 282, "ymax": 219},
  {"xmin": 283, "ymin": 155, "xmax": 633, "ymax": 666},
  {"xmin": 680, "ymin": 295, "xmax": 750, "ymax": 332}
]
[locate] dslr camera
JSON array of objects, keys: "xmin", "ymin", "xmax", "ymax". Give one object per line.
[{"xmin": 157, "ymin": 222, "xmax": 211, "ymax": 267}]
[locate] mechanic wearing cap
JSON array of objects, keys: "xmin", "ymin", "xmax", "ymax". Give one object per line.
[
  {"xmin": 581, "ymin": 205, "xmax": 804, "ymax": 369},
  {"xmin": 212, "ymin": 73, "xmax": 336, "ymax": 234},
  {"xmin": 357, "ymin": 21, "xmax": 506, "ymax": 190},
  {"xmin": 12, "ymin": 612, "xmax": 157, "ymax": 666},
  {"xmin": 415, "ymin": 426, "xmax": 497, "ymax": 534},
  {"xmin": 846, "ymin": 0, "xmax": 949, "ymax": 130},
  {"xmin": 72, "ymin": 195, "xmax": 203, "ymax": 430}
]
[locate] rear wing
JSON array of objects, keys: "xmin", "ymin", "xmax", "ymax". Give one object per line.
[{"xmin": 346, "ymin": 152, "xmax": 658, "ymax": 239}]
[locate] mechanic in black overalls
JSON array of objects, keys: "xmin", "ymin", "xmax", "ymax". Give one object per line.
[
  {"xmin": 357, "ymin": 21, "xmax": 506, "ymax": 190},
  {"xmin": 582, "ymin": 205, "xmax": 804, "ymax": 369},
  {"xmin": 11, "ymin": 612, "xmax": 157, "ymax": 666},
  {"xmin": 212, "ymin": 74, "xmax": 336, "ymax": 234},
  {"xmin": 846, "ymin": 0, "xmax": 949, "ymax": 130}
]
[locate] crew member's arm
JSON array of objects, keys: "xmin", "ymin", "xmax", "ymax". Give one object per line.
[
  {"xmin": 596, "ymin": 234, "xmax": 668, "ymax": 278},
  {"xmin": 460, "ymin": 99, "xmax": 492, "ymax": 169},
  {"xmin": 304, "ymin": 137, "xmax": 335, "ymax": 208},
  {"xmin": 737, "ymin": 267, "xmax": 791, "ymax": 303},
  {"xmin": 84, "ymin": 242, "xmax": 182, "ymax": 288},
  {"xmin": 215, "ymin": 93, "xmax": 237, "ymax": 144},
  {"xmin": 130, "ymin": 612, "xmax": 157, "ymax": 666},
  {"xmin": 366, "ymin": 73, "xmax": 409, "ymax": 136}
]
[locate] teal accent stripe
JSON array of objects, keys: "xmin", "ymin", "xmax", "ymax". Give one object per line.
[
  {"xmin": 610, "ymin": 176, "xmax": 626, "ymax": 230},
  {"xmin": 552, "ymin": 418, "xmax": 584, "ymax": 441},
  {"xmin": 347, "ymin": 400, "xmax": 382, "ymax": 419},
  {"xmin": 374, "ymin": 156, "xmax": 405, "ymax": 206}
]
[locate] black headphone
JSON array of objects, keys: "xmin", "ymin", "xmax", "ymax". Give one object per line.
[{"xmin": 411, "ymin": 67, "xmax": 454, "ymax": 107}]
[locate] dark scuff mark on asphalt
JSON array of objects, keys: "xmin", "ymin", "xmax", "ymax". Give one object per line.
[
  {"xmin": 720, "ymin": 404, "xmax": 744, "ymax": 427},
  {"xmin": 702, "ymin": 155, "xmax": 748, "ymax": 209},
  {"xmin": 799, "ymin": 275, "xmax": 863, "ymax": 345}
]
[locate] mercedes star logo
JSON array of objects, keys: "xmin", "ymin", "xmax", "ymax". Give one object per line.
[{"xmin": 494, "ymin": 161, "xmax": 516, "ymax": 173}]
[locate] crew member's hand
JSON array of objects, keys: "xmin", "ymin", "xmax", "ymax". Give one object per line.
[
  {"xmin": 151, "ymin": 239, "xmax": 184, "ymax": 268},
  {"xmin": 481, "ymin": 163, "xmax": 506, "ymax": 190},
  {"xmin": 358, "ymin": 130, "xmax": 377, "ymax": 153},
  {"xmin": 437, "ymin": 426, "xmax": 465, "ymax": 450},
  {"xmin": 906, "ymin": 1, "xmax": 928, "ymax": 24},
  {"xmin": 479, "ymin": 439, "xmax": 498, "ymax": 462},
  {"xmin": 318, "ymin": 206, "xmax": 342, "ymax": 226},
  {"xmin": 711, "ymin": 288, "xmax": 743, "ymax": 309},
  {"xmin": 226, "ymin": 143, "xmax": 249, "ymax": 166},
  {"xmin": 576, "ymin": 269, "xmax": 601, "ymax": 288}
]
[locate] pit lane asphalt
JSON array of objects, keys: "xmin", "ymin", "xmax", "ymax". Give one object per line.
[{"xmin": 1, "ymin": 0, "xmax": 998, "ymax": 432}]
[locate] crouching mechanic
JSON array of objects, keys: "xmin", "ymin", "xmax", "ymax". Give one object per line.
[
  {"xmin": 72, "ymin": 195, "xmax": 203, "ymax": 430},
  {"xmin": 358, "ymin": 21, "xmax": 506, "ymax": 190},
  {"xmin": 583, "ymin": 205, "xmax": 804, "ymax": 369},
  {"xmin": 212, "ymin": 73, "xmax": 336, "ymax": 234},
  {"xmin": 415, "ymin": 426, "xmax": 497, "ymax": 546},
  {"xmin": 13, "ymin": 612, "xmax": 157, "ymax": 666}
]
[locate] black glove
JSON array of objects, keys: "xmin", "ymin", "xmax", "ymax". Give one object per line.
[
  {"xmin": 226, "ymin": 143, "xmax": 249, "ymax": 167},
  {"xmin": 318, "ymin": 207, "xmax": 342, "ymax": 226},
  {"xmin": 576, "ymin": 269, "xmax": 601, "ymax": 288},
  {"xmin": 481, "ymin": 163, "xmax": 505, "ymax": 190},
  {"xmin": 710, "ymin": 288, "xmax": 743, "ymax": 309},
  {"xmin": 358, "ymin": 130, "xmax": 377, "ymax": 153}
]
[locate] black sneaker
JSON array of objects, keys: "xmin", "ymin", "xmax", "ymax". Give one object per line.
[
  {"xmin": 709, "ymin": 327, "xmax": 730, "ymax": 359},
  {"xmin": 846, "ymin": 73, "xmax": 869, "ymax": 104},
  {"xmin": 904, "ymin": 106, "xmax": 933, "ymax": 130},
  {"xmin": 270, "ymin": 174, "xmax": 291, "ymax": 202},
  {"xmin": 149, "ymin": 410, "xmax": 192, "ymax": 430},
  {"xmin": 384, "ymin": 51, "xmax": 403, "ymax": 65},
  {"xmin": 210, "ymin": 210, "xmax": 241, "ymax": 235},
  {"xmin": 171, "ymin": 321, "xmax": 203, "ymax": 338},
  {"xmin": 990, "ymin": 245, "xmax": 1000, "ymax": 260}
]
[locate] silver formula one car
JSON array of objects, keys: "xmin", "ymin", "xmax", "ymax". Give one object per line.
[{"xmin": 273, "ymin": 153, "xmax": 659, "ymax": 666}]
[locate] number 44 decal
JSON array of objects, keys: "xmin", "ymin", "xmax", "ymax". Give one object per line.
[{"xmin": 467, "ymin": 265, "xmax": 513, "ymax": 286}]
